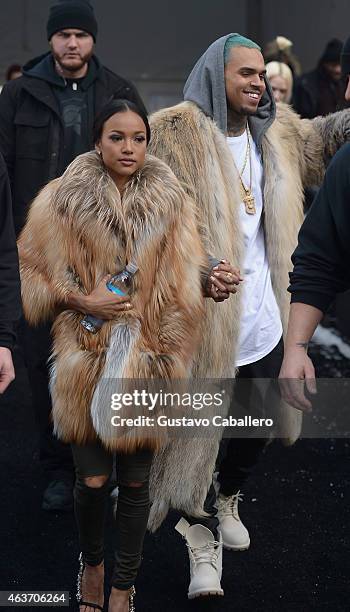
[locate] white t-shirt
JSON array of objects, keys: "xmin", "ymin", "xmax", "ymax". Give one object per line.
[{"xmin": 226, "ymin": 131, "xmax": 283, "ymax": 367}]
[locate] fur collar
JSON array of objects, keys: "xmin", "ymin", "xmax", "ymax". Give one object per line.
[
  {"xmin": 49, "ymin": 150, "xmax": 188, "ymax": 288},
  {"xmin": 53, "ymin": 150, "xmax": 183, "ymax": 231}
]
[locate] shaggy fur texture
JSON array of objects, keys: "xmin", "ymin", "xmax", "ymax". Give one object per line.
[
  {"xmin": 19, "ymin": 151, "xmax": 205, "ymax": 454},
  {"xmin": 146, "ymin": 102, "xmax": 350, "ymax": 530}
]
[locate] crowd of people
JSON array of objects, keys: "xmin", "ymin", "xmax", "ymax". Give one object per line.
[
  {"xmin": 1, "ymin": 1, "xmax": 350, "ymax": 611},
  {"xmin": 263, "ymin": 34, "xmax": 349, "ymax": 116}
]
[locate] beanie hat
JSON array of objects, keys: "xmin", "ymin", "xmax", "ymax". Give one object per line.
[
  {"xmin": 47, "ymin": 0, "xmax": 97, "ymax": 41},
  {"xmin": 341, "ymin": 36, "xmax": 350, "ymax": 77},
  {"xmin": 320, "ymin": 38, "xmax": 343, "ymax": 64}
]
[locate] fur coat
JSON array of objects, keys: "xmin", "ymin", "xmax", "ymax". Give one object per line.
[
  {"xmin": 144, "ymin": 102, "xmax": 350, "ymax": 530},
  {"xmin": 18, "ymin": 151, "xmax": 205, "ymax": 454}
]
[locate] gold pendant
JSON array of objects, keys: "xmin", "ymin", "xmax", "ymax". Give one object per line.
[
  {"xmin": 240, "ymin": 184, "xmax": 256, "ymax": 214},
  {"xmin": 243, "ymin": 192, "xmax": 256, "ymax": 215}
]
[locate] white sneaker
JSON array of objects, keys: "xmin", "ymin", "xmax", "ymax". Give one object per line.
[
  {"xmin": 175, "ymin": 518, "xmax": 224, "ymax": 599},
  {"xmin": 216, "ymin": 491, "xmax": 250, "ymax": 551}
]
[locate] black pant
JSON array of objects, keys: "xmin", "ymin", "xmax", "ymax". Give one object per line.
[
  {"xmin": 72, "ymin": 442, "xmax": 153, "ymax": 590},
  {"xmin": 191, "ymin": 338, "xmax": 284, "ymax": 534},
  {"xmin": 21, "ymin": 319, "xmax": 74, "ymax": 481}
]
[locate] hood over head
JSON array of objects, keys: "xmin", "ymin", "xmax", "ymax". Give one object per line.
[{"xmin": 183, "ymin": 33, "xmax": 276, "ymax": 149}]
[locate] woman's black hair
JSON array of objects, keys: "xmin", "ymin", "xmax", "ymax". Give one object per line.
[{"xmin": 93, "ymin": 98, "xmax": 151, "ymax": 144}]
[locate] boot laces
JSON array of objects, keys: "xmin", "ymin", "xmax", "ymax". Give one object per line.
[
  {"xmin": 187, "ymin": 540, "xmax": 221, "ymax": 569},
  {"xmin": 217, "ymin": 491, "xmax": 243, "ymax": 520}
]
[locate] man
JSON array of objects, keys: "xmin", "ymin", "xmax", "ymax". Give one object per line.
[
  {"xmin": 279, "ymin": 36, "xmax": 350, "ymax": 411},
  {"xmin": 293, "ymin": 38, "xmax": 347, "ymax": 119},
  {"xmin": 293, "ymin": 38, "xmax": 348, "ymax": 211},
  {"xmin": 147, "ymin": 33, "xmax": 350, "ymax": 599},
  {"xmin": 0, "ymin": 154, "xmax": 21, "ymax": 394},
  {"xmin": 0, "ymin": 0, "xmax": 146, "ymax": 512}
]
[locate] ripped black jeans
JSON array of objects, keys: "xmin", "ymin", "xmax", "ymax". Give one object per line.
[{"xmin": 72, "ymin": 442, "xmax": 153, "ymax": 590}]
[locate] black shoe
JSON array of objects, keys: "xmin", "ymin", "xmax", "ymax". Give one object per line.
[{"xmin": 42, "ymin": 479, "xmax": 73, "ymax": 512}]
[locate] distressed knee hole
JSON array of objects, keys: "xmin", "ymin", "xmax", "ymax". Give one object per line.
[{"xmin": 83, "ymin": 474, "xmax": 110, "ymax": 488}]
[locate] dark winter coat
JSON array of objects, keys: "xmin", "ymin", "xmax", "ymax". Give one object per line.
[
  {"xmin": 0, "ymin": 52, "xmax": 146, "ymax": 234},
  {"xmin": 0, "ymin": 154, "xmax": 21, "ymax": 349},
  {"xmin": 293, "ymin": 65, "xmax": 347, "ymax": 119},
  {"xmin": 289, "ymin": 143, "xmax": 350, "ymax": 311}
]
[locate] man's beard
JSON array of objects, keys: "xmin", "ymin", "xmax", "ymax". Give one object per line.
[
  {"xmin": 229, "ymin": 105, "xmax": 258, "ymax": 118},
  {"xmin": 54, "ymin": 52, "xmax": 92, "ymax": 74},
  {"xmin": 237, "ymin": 103, "xmax": 260, "ymax": 116}
]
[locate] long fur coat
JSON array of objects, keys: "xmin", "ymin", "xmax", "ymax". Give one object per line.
[
  {"xmin": 18, "ymin": 151, "xmax": 205, "ymax": 454},
  {"xmin": 144, "ymin": 102, "xmax": 350, "ymax": 529}
]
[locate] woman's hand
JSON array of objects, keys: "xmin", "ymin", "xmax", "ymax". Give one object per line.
[
  {"xmin": 0, "ymin": 347, "xmax": 15, "ymax": 394},
  {"xmin": 85, "ymin": 276, "xmax": 132, "ymax": 319},
  {"xmin": 65, "ymin": 276, "xmax": 132, "ymax": 319},
  {"xmin": 207, "ymin": 260, "xmax": 243, "ymax": 302}
]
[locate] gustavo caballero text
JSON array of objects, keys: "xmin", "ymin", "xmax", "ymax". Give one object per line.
[{"xmin": 111, "ymin": 415, "xmax": 274, "ymax": 428}]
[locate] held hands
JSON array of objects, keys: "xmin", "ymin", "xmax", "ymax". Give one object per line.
[
  {"xmin": 208, "ymin": 260, "xmax": 243, "ymax": 302},
  {"xmin": 278, "ymin": 347, "xmax": 317, "ymax": 412},
  {"xmin": 84, "ymin": 276, "xmax": 132, "ymax": 319},
  {"xmin": 0, "ymin": 347, "xmax": 15, "ymax": 394}
]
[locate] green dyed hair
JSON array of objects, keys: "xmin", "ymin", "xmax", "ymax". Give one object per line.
[{"xmin": 224, "ymin": 34, "xmax": 261, "ymax": 64}]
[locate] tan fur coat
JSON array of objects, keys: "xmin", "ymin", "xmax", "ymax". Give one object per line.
[
  {"xmin": 18, "ymin": 151, "xmax": 205, "ymax": 453},
  {"xmin": 145, "ymin": 102, "xmax": 350, "ymax": 529}
]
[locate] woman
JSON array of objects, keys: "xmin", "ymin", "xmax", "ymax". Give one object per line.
[
  {"xmin": 266, "ymin": 60, "xmax": 294, "ymax": 103},
  {"xmin": 18, "ymin": 99, "xmax": 204, "ymax": 612},
  {"xmin": 264, "ymin": 35, "xmax": 301, "ymax": 77}
]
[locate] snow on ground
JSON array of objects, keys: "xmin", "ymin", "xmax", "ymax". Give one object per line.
[{"xmin": 312, "ymin": 325, "xmax": 350, "ymax": 359}]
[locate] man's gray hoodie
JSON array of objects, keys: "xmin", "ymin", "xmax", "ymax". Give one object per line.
[{"xmin": 183, "ymin": 33, "xmax": 276, "ymax": 150}]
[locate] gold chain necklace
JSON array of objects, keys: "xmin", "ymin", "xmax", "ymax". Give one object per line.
[{"xmin": 233, "ymin": 126, "xmax": 256, "ymax": 215}]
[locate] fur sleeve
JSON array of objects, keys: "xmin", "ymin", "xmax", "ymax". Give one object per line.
[
  {"xmin": 276, "ymin": 104, "xmax": 350, "ymax": 188},
  {"xmin": 311, "ymin": 109, "xmax": 350, "ymax": 165},
  {"xmin": 301, "ymin": 109, "xmax": 350, "ymax": 186},
  {"xmin": 150, "ymin": 198, "xmax": 205, "ymax": 376},
  {"xmin": 18, "ymin": 180, "xmax": 72, "ymax": 325},
  {"xmin": 127, "ymin": 180, "xmax": 205, "ymax": 378}
]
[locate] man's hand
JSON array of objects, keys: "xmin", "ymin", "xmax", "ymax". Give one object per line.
[
  {"xmin": 279, "ymin": 347, "xmax": 317, "ymax": 412},
  {"xmin": 207, "ymin": 260, "xmax": 243, "ymax": 302},
  {"xmin": 279, "ymin": 303, "xmax": 322, "ymax": 412},
  {"xmin": 66, "ymin": 276, "xmax": 132, "ymax": 319},
  {"xmin": 0, "ymin": 347, "xmax": 15, "ymax": 394}
]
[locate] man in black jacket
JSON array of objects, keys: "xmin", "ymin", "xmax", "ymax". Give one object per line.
[
  {"xmin": 279, "ymin": 142, "xmax": 350, "ymax": 409},
  {"xmin": 0, "ymin": 0, "xmax": 146, "ymax": 511},
  {"xmin": 0, "ymin": 154, "xmax": 21, "ymax": 394},
  {"xmin": 293, "ymin": 38, "xmax": 348, "ymax": 119},
  {"xmin": 0, "ymin": 0, "xmax": 145, "ymax": 235},
  {"xmin": 279, "ymin": 38, "xmax": 350, "ymax": 409}
]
